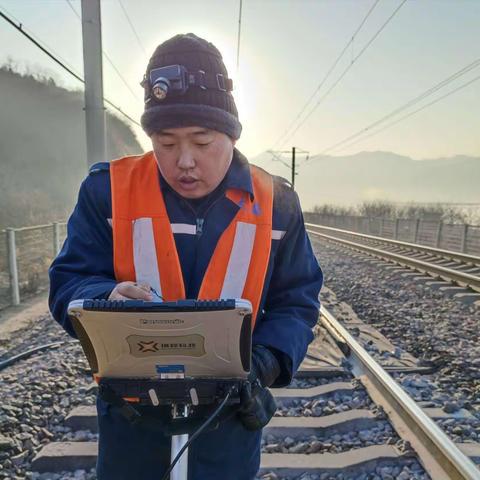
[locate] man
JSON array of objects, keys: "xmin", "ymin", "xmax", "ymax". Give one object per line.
[{"xmin": 49, "ymin": 33, "xmax": 322, "ymax": 480}]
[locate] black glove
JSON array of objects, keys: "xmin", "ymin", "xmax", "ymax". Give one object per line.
[
  {"xmin": 237, "ymin": 345, "xmax": 281, "ymax": 431},
  {"xmin": 250, "ymin": 344, "xmax": 282, "ymax": 388}
]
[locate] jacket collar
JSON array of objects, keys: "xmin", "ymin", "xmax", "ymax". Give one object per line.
[{"xmin": 226, "ymin": 148, "xmax": 254, "ymax": 200}]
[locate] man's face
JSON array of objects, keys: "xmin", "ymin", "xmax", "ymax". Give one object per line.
[{"xmin": 151, "ymin": 126, "xmax": 236, "ymax": 199}]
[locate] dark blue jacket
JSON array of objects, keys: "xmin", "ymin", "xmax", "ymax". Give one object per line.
[{"xmin": 49, "ymin": 149, "xmax": 322, "ymax": 386}]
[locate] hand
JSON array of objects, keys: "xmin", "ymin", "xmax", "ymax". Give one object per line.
[
  {"xmin": 108, "ymin": 281, "xmax": 153, "ymax": 301},
  {"xmin": 237, "ymin": 378, "xmax": 277, "ymax": 431},
  {"xmin": 250, "ymin": 345, "xmax": 281, "ymax": 388},
  {"xmin": 237, "ymin": 345, "xmax": 281, "ymax": 431}
]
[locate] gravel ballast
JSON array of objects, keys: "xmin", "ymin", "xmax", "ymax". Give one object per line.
[
  {"xmin": 257, "ymin": 456, "xmax": 429, "ymax": 480},
  {"xmin": 313, "ymin": 237, "xmax": 480, "ymax": 448},
  {"xmin": 261, "ymin": 420, "xmax": 400, "ymax": 454},
  {"xmin": 0, "ymin": 314, "xmax": 94, "ymax": 480},
  {"xmin": 275, "ymin": 386, "xmax": 374, "ymax": 417}
]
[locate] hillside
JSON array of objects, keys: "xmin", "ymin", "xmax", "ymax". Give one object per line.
[
  {"xmin": 251, "ymin": 150, "xmax": 480, "ymax": 210},
  {"xmin": 0, "ymin": 67, "xmax": 143, "ymax": 228}
]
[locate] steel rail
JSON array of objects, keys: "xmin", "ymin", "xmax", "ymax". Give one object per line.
[
  {"xmin": 306, "ymin": 223, "xmax": 480, "ymax": 266},
  {"xmin": 307, "ymin": 229, "xmax": 480, "ymax": 293},
  {"xmin": 320, "ymin": 305, "xmax": 480, "ymax": 479}
]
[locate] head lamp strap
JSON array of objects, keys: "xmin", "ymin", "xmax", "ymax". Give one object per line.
[{"xmin": 189, "ymin": 70, "xmax": 233, "ymax": 92}]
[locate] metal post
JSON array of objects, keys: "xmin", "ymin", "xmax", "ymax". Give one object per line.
[
  {"xmin": 435, "ymin": 222, "xmax": 443, "ymax": 248},
  {"xmin": 81, "ymin": 0, "xmax": 106, "ymax": 168},
  {"xmin": 291, "ymin": 146, "xmax": 296, "ymax": 190},
  {"xmin": 460, "ymin": 224, "xmax": 469, "ymax": 253},
  {"xmin": 6, "ymin": 228, "xmax": 20, "ymax": 306},
  {"xmin": 170, "ymin": 404, "xmax": 189, "ymax": 479},
  {"xmin": 53, "ymin": 222, "xmax": 61, "ymax": 256},
  {"xmin": 394, "ymin": 218, "xmax": 399, "ymax": 239},
  {"xmin": 362, "ymin": 216, "xmax": 367, "ymax": 234},
  {"xmin": 413, "ymin": 218, "xmax": 420, "ymax": 243},
  {"xmin": 379, "ymin": 218, "xmax": 384, "ymax": 237},
  {"xmin": 171, "ymin": 434, "xmax": 189, "ymax": 480}
]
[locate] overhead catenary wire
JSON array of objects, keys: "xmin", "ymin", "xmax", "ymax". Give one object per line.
[
  {"xmin": 236, "ymin": 0, "xmax": 243, "ymax": 73},
  {"xmin": 330, "ymin": 73, "xmax": 480, "ymax": 155},
  {"xmin": 315, "ymin": 58, "xmax": 480, "ymax": 156},
  {"xmin": 278, "ymin": 0, "xmax": 407, "ymax": 149},
  {"xmin": 102, "ymin": 100, "xmax": 140, "ymax": 126},
  {"xmin": 272, "ymin": 0, "xmax": 380, "ymax": 150},
  {"xmin": 0, "ymin": 8, "xmax": 84, "ymax": 83},
  {"xmin": 0, "ymin": 7, "xmax": 141, "ymax": 127},
  {"xmin": 268, "ymin": 150, "xmax": 291, "ymax": 169},
  {"xmin": 118, "ymin": 0, "xmax": 147, "ymax": 55}
]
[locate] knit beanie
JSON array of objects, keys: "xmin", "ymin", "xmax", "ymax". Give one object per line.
[{"xmin": 140, "ymin": 33, "xmax": 242, "ymax": 139}]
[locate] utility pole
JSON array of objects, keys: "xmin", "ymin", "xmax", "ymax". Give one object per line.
[
  {"xmin": 268, "ymin": 147, "xmax": 308, "ymax": 191},
  {"xmin": 291, "ymin": 146, "xmax": 296, "ymax": 189},
  {"xmin": 81, "ymin": 0, "xmax": 106, "ymax": 168}
]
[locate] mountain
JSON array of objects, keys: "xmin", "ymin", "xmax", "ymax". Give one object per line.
[
  {"xmin": 250, "ymin": 150, "xmax": 480, "ymax": 210},
  {"xmin": 0, "ymin": 67, "xmax": 143, "ymax": 228}
]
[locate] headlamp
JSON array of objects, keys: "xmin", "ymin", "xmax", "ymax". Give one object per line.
[
  {"xmin": 152, "ymin": 78, "xmax": 170, "ymax": 101},
  {"xmin": 142, "ymin": 64, "xmax": 233, "ymax": 103}
]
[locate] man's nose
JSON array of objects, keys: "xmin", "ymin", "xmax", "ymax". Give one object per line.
[{"xmin": 177, "ymin": 147, "xmax": 196, "ymax": 170}]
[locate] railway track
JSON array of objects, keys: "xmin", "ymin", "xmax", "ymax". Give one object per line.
[
  {"xmin": 28, "ymin": 307, "xmax": 480, "ymax": 480},
  {"xmin": 306, "ymin": 224, "xmax": 480, "ymax": 300}
]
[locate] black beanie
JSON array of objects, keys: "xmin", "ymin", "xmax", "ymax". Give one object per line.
[{"xmin": 140, "ymin": 33, "xmax": 242, "ymax": 139}]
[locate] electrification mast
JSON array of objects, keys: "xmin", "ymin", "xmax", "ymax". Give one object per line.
[{"xmin": 81, "ymin": 0, "xmax": 106, "ymax": 168}]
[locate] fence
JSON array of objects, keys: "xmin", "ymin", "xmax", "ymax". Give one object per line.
[
  {"xmin": 2, "ymin": 214, "xmax": 479, "ymax": 310},
  {"xmin": 304, "ymin": 213, "xmax": 480, "ymax": 257},
  {"xmin": 0, "ymin": 223, "xmax": 67, "ymax": 310}
]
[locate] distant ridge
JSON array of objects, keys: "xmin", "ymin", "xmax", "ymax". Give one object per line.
[
  {"xmin": 250, "ymin": 150, "xmax": 480, "ymax": 210},
  {"xmin": 0, "ymin": 67, "xmax": 143, "ymax": 228}
]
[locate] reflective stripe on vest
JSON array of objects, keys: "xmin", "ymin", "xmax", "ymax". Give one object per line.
[{"xmin": 110, "ymin": 151, "xmax": 273, "ymax": 325}]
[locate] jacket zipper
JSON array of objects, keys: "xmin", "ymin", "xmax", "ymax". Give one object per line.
[
  {"xmin": 190, "ymin": 193, "xmax": 227, "ymax": 239},
  {"xmin": 176, "ymin": 195, "xmax": 225, "ymax": 239},
  {"xmin": 196, "ymin": 218, "xmax": 204, "ymax": 237}
]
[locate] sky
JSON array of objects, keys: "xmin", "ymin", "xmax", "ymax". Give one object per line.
[{"xmin": 0, "ymin": 0, "xmax": 479, "ymax": 165}]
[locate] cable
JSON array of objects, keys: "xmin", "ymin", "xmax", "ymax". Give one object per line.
[
  {"xmin": 103, "ymin": 99, "xmax": 141, "ymax": 127},
  {"xmin": 160, "ymin": 388, "xmax": 234, "ymax": 480},
  {"xmin": 318, "ymin": 58, "xmax": 480, "ymax": 155},
  {"xmin": 268, "ymin": 150, "xmax": 291, "ymax": 169},
  {"xmin": 279, "ymin": 0, "xmax": 407, "ymax": 149},
  {"xmin": 236, "ymin": 0, "xmax": 243, "ymax": 73},
  {"xmin": 0, "ymin": 7, "xmax": 141, "ymax": 127},
  {"xmin": 0, "ymin": 8, "xmax": 84, "ymax": 83},
  {"xmin": 331, "ymin": 73, "xmax": 480, "ymax": 155},
  {"xmin": 102, "ymin": 51, "xmax": 142, "ymax": 101},
  {"xmin": 272, "ymin": 0, "xmax": 380, "ymax": 150},
  {"xmin": 0, "ymin": 340, "xmax": 78, "ymax": 371},
  {"xmin": 118, "ymin": 0, "xmax": 147, "ymax": 55}
]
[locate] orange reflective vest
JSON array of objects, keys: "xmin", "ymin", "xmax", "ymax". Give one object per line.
[{"xmin": 110, "ymin": 151, "xmax": 273, "ymax": 326}]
